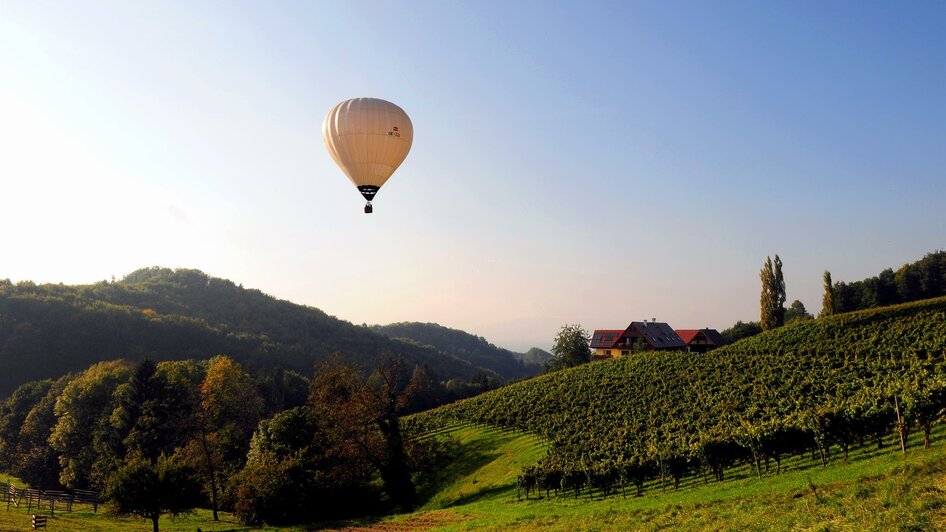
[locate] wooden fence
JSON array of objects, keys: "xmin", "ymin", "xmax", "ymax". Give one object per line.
[{"xmin": 4, "ymin": 483, "xmax": 99, "ymax": 515}]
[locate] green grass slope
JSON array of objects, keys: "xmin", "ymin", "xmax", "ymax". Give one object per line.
[{"xmin": 341, "ymin": 423, "xmax": 946, "ymax": 531}]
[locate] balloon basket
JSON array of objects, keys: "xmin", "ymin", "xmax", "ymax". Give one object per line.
[{"xmin": 364, "ymin": 202, "xmax": 373, "ymax": 214}]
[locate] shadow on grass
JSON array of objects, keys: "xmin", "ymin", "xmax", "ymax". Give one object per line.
[
  {"xmin": 308, "ymin": 513, "xmax": 387, "ymax": 531},
  {"xmin": 415, "ymin": 426, "xmax": 522, "ymax": 505},
  {"xmin": 310, "ymin": 425, "xmax": 529, "ymax": 530},
  {"xmin": 440, "ymin": 484, "xmax": 512, "ymax": 508}
]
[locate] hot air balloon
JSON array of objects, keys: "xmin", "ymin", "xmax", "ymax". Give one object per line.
[{"xmin": 322, "ymin": 98, "xmax": 414, "ymax": 213}]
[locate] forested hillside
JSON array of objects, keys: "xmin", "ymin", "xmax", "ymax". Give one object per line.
[
  {"xmin": 409, "ymin": 296, "xmax": 946, "ymax": 493},
  {"xmin": 373, "ymin": 322, "xmax": 542, "ymax": 380},
  {"xmin": 0, "ymin": 268, "xmax": 496, "ymax": 396},
  {"xmin": 515, "ymin": 347, "xmax": 553, "ymax": 367}
]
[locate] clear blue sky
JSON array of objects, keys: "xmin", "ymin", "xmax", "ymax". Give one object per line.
[{"xmin": 1, "ymin": 1, "xmax": 944, "ymax": 350}]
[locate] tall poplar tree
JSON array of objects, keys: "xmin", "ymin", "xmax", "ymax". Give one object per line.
[
  {"xmin": 760, "ymin": 255, "xmax": 786, "ymax": 331},
  {"xmin": 774, "ymin": 255, "xmax": 786, "ymax": 326},
  {"xmin": 821, "ymin": 271, "xmax": 834, "ymax": 317}
]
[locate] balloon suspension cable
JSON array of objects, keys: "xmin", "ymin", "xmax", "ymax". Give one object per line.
[{"xmin": 364, "ymin": 201, "xmax": 373, "ymax": 214}]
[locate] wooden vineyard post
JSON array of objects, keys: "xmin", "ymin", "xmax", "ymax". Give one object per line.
[{"xmin": 895, "ymin": 395, "xmax": 907, "ymax": 454}]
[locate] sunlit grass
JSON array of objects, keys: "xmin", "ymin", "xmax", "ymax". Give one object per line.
[
  {"xmin": 0, "ymin": 479, "xmax": 280, "ymax": 532},
  {"xmin": 359, "ymin": 423, "xmax": 946, "ymax": 531},
  {"xmin": 0, "ymin": 505, "xmax": 274, "ymax": 532}
]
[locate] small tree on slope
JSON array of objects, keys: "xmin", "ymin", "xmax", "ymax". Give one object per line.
[
  {"xmin": 105, "ymin": 456, "xmax": 202, "ymax": 532},
  {"xmin": 548, "ymin": 324, "xmax": 592, "ymax": 371}
]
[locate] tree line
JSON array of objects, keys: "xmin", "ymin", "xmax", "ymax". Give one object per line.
[
  {"xmin": 826, "ymin": 251, "xmax": 946, "ymax": 314},
  {"xmin": 723, "ymin": 251, "xmax": 945, "ymax": 342},
  {"xmin": 0, "ymin": 355, "xmax": 450, "ymax": 530}
]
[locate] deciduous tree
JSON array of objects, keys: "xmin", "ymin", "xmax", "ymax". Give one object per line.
[
  {"xmin": 309, "ymin": 356, "xmax": 419, "ymax": 512},
  {"xmin": 0, "ymin": 380, "xmax": 52, "ymax": 471},
  {"xmin": 187, "ymin": 355, "xmax": 262, "ymax": 519},
  {"xmin": 547, "ymin": 324, "xmax": 592, "ymax": 370},
  {"xmin": 784, "ymin": 300, "xmax": 813, "ymax": 324},
  {"xmin": 14, "ymin": 375, "xmax": 73, "ymax": 488},
  {"xmin": 49, "ymin": 360, "xmax": 131, "ymax": 489},
  {"xmin": 105, "ymin": 456, "xmax": 202, "ymax": 532}
]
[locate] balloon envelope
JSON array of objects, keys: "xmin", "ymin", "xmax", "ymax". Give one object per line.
[{"xmin": 322, "ymin": 98, "xmax": 413, "ymax": 202}]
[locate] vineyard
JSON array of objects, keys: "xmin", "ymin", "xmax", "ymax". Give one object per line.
[{"xmin": 407, "ymin": 297, "xmax": 946, "ymax": 498}]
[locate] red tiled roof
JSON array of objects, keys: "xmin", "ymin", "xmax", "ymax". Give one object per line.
[
  {"xmin": 675, "ymin": 329, "xmax": 701, "ymax": 344},
  {"xmin": 590, "ymin": 329, "xmax": 624, "ymax": 349},
  {"xmin": 675, "ymin": 328, "xmax": 725, "ymax": 346}
]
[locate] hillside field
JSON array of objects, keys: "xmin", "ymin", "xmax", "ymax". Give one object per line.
[
  {"xmin": 339, "ymin": 423, "xmax": 946, "ymax": 531},
  {"xmin": 408, "ymin": 297, "xmax": 946, "ymax": 491},
  {"xmin": 383, "ymin": 296, "xmax": 946, "ymax": 529}
]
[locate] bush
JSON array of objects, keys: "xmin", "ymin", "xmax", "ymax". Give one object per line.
[{"xmin": 232, "ymin": 453, "xmax": 314, "ymax": 525}]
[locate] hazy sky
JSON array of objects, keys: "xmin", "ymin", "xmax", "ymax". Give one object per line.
[{"xmin": 1, "ymin": 1, "xmax": 944, "ymax": 351}]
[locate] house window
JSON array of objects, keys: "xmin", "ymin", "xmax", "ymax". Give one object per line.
[
  {"xmin": 605, "ymin": 350, "xmax": 611, "ymax": 356},
  {"xmin": 621, "ymin": 350, "xmax": 629, "ymax": 356}
]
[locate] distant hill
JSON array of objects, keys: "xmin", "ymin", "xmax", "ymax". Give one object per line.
[
  {"xmin": 0, "ymin": 268, "xmax": 496, "ymax": 396},
  {"xmin": 515, "ymin": 347, "xmax": 553, "ymax": 367},
  {"xmin": 372, "ymin": 322, "xmax": 543, "ymax": 381}
]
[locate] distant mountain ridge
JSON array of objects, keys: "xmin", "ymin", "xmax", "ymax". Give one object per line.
[
  {"xmin": 371, "ymin": 322, "xmax": 546, "ymax": 380},
  {"xmin": 515, "ymin": 347, "xmax": 553, "ymax": 367},
  {"xmin": 0, "ymin": 268, "xmax": 526, "ymax": 396}
]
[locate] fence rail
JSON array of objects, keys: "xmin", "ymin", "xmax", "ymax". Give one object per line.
[{"xmin": 4, "ymin": 483, "xmax": 99, "ymax": 515}]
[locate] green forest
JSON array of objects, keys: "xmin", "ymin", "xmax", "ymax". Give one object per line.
[
  {"xmin": 830, "ymin": 251, "xmax": 946, "ymax": 313},
  {"xmin": 0, "ymin": 354, "xmax": 458, "ymax": 530},
  {"xmin": 0, "ymin": 268, "xmax": 543, "ymax": 397}
]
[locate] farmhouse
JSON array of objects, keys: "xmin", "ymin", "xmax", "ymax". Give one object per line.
[
  {"xmin": 590, "ymin": 321, "xmax": 686, "ymax": 359},
  {"xmin": 591, "ymin": 321, "xmax": 726, "ymax": 359},
  {"xmin": 675, "ymin": 328, "xmax": 726, "ymax": 353}
]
